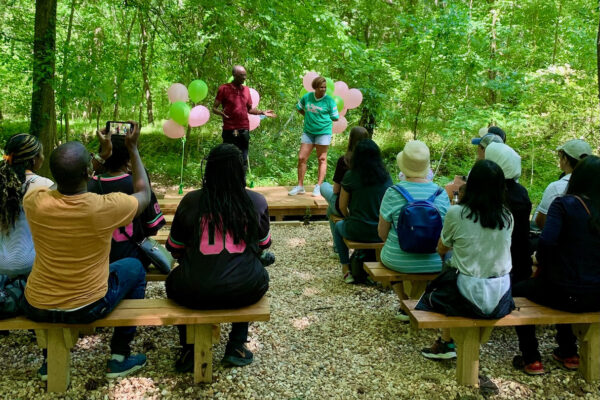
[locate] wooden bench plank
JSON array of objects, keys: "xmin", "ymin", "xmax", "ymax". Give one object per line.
[
  {"xmin": 401, "ymin": 299, "xmax": 600, "ymax": 328},
  {"xmin": 364, "ymin": 262, "xmax": 438, "ymax": 299},
  {"xmin": 0, "ymin": 297, "xmax": 270, "ymax": 330}
]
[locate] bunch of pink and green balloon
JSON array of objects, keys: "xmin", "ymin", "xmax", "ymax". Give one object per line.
[{"xmin": 164, "ymin": 80, "xmax": 210, "ymax": 139}]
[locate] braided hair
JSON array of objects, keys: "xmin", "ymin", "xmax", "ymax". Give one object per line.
[
  {"xmin": 197, "ymin": 144, "xmax": 258, "ymax": 246},
  {"xmin": 1, "ymin": 134, "xmax": 42, "ymax": 234}
]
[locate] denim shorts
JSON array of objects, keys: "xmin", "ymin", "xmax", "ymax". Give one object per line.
[{"xmin": 301, "ymin": 132, "xmax": 332, "ymax": 146}]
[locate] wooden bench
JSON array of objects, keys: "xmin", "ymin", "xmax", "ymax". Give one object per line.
[
  {"xmin": 364, "ymin": 262, "xmax": 437, "ymax": 299},
  {"xmin": 401, "ymin": 298, "xmax": 600, "ymax": 386},
  {"xmin": 0, "ymin": 297, "xmax": 270, "ymax": 392},
  {"xmin": 329, "ymin": 215, "xmax": 384, "ymax": 261}
]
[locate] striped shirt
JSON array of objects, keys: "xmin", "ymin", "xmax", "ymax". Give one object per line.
[{"xmin": 379, "ymin": 181, "xmax": 450, "ymax": 273}]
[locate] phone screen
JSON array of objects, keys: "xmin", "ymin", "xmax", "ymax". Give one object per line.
[{"xmin": 106, "ymin": 121, "xmax": 133, "ymax": 135}]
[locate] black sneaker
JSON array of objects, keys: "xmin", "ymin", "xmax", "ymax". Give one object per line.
[
  {"xmin": 222, "ymin": 343, "xmax": 253, "ymax": 367},
  {"xmin": 259, "ymin": 252, "xmax": 276, "ymax": 267},
  {"xmin": 421, "ymin": 338, "xmax": 457, "ymax": 360},
  {"xmin": 175, "ymin": 346, "xmax": 194, "ymax": 373}
]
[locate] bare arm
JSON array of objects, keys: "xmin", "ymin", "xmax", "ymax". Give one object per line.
[
  {"xmin": 378, "ymin": 214, "xmax": 391, "ymax": 242},
  {"xmin": 125, "ymin": 121, "xmax": 151, "ymax": 217},
  {"xmin": 535, "ymin": 212, "xmax": 546, "ymax": 229},
  {"xmin": 212, "ymin": 98, "xmax": 229, "ymax": 119},
  {"xmin": 91, "ymin": 128, "xmax": 113, "ymax": 173},
  {"xmin": 296, "ymin": 108, "xmax": 305, "ymax": 117},
  {"xmin": 437, "ymin": 237, "xmax": 452, "ymax": 260},
  {"xmin": 249, "ymin": 108, "xmax": 277, "ymax": 117},
  {"xmin": 339, "ymin": 188, "xmax": 350, "ymax": 217}
]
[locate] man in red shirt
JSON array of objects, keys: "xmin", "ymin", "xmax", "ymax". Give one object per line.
[{"xmin": 212, "ymin": 65, "xmax": 276, "ymax": 172}]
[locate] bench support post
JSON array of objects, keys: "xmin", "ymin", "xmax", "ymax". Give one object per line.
[
  {"xmin": 47, "ymin": 328, "xmax": 74, "ymax": 393},
  {"xmin": 450, "ymin": 327, "xmax": 480, "ymax": 386},
  {"xmin": 191, "ymin": 324, "xmax": 213, "ymax": 384},
  {"xmin": 573, "ymin": 323, "xmax": 600, "ymax": 382}
]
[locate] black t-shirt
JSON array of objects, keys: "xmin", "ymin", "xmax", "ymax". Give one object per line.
[
  {"xmin": 87, "ymin": 174, "xmax": 165, "ymax": 263},
  {"xmin": 341, "ymin": 170, "xmax": 392, "ymax": 242},
  {"xmin": 165, "ymin": 189, "xmax": 271, "ymax": 303},
  {"xmin": 332, "ymin": 156, "xmax": 350, "ymax": 215},
  {"xmin": 505, "ymin": 180, "xmax": 532, "ymax": 283}
]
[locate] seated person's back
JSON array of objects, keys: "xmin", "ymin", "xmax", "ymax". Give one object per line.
[{"xmin": 87, "ymin": 135, "xmax": 165, "ymax": 267}]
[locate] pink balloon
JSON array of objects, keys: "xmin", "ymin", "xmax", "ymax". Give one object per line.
[
  {"xmin": 167, "ymin": 83, "xmax": 189, "ymax": 103},
  {"xmin": 249, "ymin": 88, "xmax": 260, "ymax": 108},
  {"xmin": 339, "ymin": 107, "xmax": 347, "ymax": 117},
  {"xmin": 345, "ymin": 88, "xmax": 363, "ymax": 109},
  {"xmin": 189, "ymin": 105, "xmax": 210, "ymax": 127},
  {"xmin": 333, "ymin": 81, "xmax": 349, "ymax": 98},
  {"xmin": 248, "ymin": 114, "xmax": 261, "ymax": 131},
  {"xmin": 303, "ymin": 71, "xmax": 319, "ymax": 92},
  {"xmin": 332, "ymin": 116, "xmax": 348, "ymax": 134},
  {"xmin": 163, "ymin": 119, "xmax": 185, "ymax": 139}
]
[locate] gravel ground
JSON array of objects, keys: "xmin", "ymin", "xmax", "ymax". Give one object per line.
[{"xmin": 0, "ymin": 223, "xmax": 599, "ymax": 399}]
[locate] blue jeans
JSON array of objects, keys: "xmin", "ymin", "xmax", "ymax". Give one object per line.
[
  {"xmin": 333, "ymin": 221, "xmax": 351, "ymax": 265},
  {"xmin": 320, "ymin": 182, "xmax": 341, "ymax": 241},
  {"xmin": 22, "ymin": 257, "xmax": 147, "ymax": 356}
]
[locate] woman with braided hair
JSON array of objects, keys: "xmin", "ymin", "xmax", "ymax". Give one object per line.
[
  {"xmin": 165, "ymin": 143, "xmax": 271, "ymax": 372},
  {"xmin": 0, "ymin": 134, "xmax": 54, "ymax": 278}
]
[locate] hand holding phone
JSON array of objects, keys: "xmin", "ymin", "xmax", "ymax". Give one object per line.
[{"xmin": 106, "ymin": 121, "xmax": 134, "ymax": 136}]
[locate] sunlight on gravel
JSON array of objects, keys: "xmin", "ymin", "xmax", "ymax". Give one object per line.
[{"xmin": 0, "ymin": 223, "xmax": 599, "ymax": 399}]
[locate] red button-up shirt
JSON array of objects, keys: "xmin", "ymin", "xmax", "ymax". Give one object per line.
[{"xmin": 215, "ymin": 83, "xmax": 252, "ymax": 130}]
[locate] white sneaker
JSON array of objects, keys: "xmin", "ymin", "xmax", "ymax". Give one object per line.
[
  {"xmin": 288, "ymin": 185, "xmax": 305, "ymax": 196},
  {"xmin": 312, "ymin": 184, "xmax": 321, "ymax": 197}
]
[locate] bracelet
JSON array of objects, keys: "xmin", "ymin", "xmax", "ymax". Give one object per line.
[{"xmin": 93, "ymin": 153, "xmax": 106, "ymax": 165}]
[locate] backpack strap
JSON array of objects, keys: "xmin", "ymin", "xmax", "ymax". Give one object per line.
[
  {"xmin": 426, "ymin": 187, "xmax": 444, "ymax": 203},
  {"xmin": 572, "ymin": 195, "xmax": 591, "ymax": 216},
  {"xmin": 391, "ymin": 184, "xmax": 415, "ymax": 203}
]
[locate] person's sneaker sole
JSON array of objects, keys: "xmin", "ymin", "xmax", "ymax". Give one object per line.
[
  {"xmin": 421, "ymin": 350, "xmax": 457, "ymax": 360},
  {"xmin": 222, "ymin": 355, "xmax": 253, "ymax": 367},
  {"xmin": 106, "ymin": 361, "xmax": 146, "ymax": 379}
]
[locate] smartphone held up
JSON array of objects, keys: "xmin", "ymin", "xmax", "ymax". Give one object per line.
[{"xmin": 106, "ymin": 121, "xmax": 134, "ymax": 136}]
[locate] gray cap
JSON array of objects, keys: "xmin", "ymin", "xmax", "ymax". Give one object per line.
[
  {"xmin": 557, "ymin": 139, "xmax": 593, "ymax": 160},
  {"xmin": 478, "ymin": 133, "xmax": 504, "ymax": 149}
]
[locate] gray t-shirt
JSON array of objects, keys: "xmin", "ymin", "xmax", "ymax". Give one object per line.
[{"xmin": 442, "ymin": 205, "xmax": 514, "ymax": 314}]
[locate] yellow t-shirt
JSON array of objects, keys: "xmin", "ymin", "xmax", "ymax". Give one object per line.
[{"xmin": 23, "ymin": 188, "xmax": 138, "ymax": 309}]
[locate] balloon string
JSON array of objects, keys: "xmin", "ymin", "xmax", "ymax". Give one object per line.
[{"xmin": 179, "ymin": 136, "xmax": 186, "ymax": 195}]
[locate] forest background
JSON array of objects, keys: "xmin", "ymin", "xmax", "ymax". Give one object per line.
[{"xmin": 1, "ymin": 0, "xmax": 599, "ymax": 205}]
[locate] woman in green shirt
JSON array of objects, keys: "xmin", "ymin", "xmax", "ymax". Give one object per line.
[{"xmin": 289, "ymin": 76, "xmax": 339, "ymax": 197}]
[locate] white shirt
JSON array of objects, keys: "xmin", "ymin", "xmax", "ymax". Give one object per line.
[{"xmin": 536, "ymin": 174, "xmax": 570, "ymax": 215}]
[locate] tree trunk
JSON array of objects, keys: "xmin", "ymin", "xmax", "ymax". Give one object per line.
[
  {"xmin": 412, "ymin": 46, "xmax": 435, "ymax": 140},
  {"xmin": 488, "ymin": 4, "xmax": 498, "ymax": 105},
  {"xmin": 0, "ymin": 108, "xmax": 3, "ymax": 120},
  {"xmin": 59, "ymin": 0, "xmax": 76, "ymax": 142},
  {"xmin": 113, "ymin": 13, "xmax": 137, "ymax": 120},
  {"xmin": 30, "ymin": 0, "xmax": 57, "ymax": 178},
  {"xmin": 552, "ymin": 1, "xmax": 562, "ymax": 64},
  {"xmin": 139, "ymin": 11, "xmax": 154, "ymax": 124},
  {"xmin": 359, "ymin": 107, "xmax": 376, "ymax": 137}
]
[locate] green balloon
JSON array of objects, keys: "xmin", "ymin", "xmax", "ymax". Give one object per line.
[
  {"xmin": 333, "ymin": 95, "xmax": 345, "ymax": 111},
  {"xmin": 300, "ymin": 87, "xmax": 309, "ymax": 98},
  {"xmin": 325, "ymin": 78, "xmax": 335, "ymax": 95},
  {"xmin": 170, "ymin": 101, "xmax": 190, "ymax": 126},
  {"xmin": 227, "ymin": 76, "xmax": 234, "ymax": 83},
  {"xmin": 188, "ymin": 79, "xmax": 208, "ymax": 103}
]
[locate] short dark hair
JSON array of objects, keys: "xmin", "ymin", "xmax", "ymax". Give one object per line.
[
  {"xmin": 487, "ymin": 126, "xmax": 506, "ymax": 142},
  {"xmin": 311, "ymin": 76, "xmax": 326, "ymax": 90},
  {"xmin": 559, "ymin": 149, "xmax": 584, "ymax": 170},
  {"xmin": 102, "ymin": 135, "xmax": 129, "ymax": 172},
  {"xmin": 566, "ymin": 155, "xmax": 600, "ymax": 234},
  {"xmin": 50, "ymin": 142, "xmax": 89, "ymax": 191},
  {"xmin": 460, "ymin": 159, "xmax": 512, "ymax": 230},
  {"xmin": 344, "ymin": 126, "xmax": 370, "ymax": 165}
]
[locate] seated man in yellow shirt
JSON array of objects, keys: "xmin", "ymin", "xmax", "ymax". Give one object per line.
[{"xmin": 22, "ymin": 122, "xmax": 151, "ymax": 380}]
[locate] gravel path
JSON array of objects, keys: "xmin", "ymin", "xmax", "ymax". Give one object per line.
[{"xmin": 0, "ymin": 223, "xmax": 599, "ymax": 399}]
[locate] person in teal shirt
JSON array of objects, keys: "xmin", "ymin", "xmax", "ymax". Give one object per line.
[{"xmin": 289, "ymin": 76, "xmax": 339, "ymax": 197}]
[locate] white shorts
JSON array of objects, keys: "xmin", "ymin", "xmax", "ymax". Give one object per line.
[{"xmin": 301, "ymin": 132, "xmax": 332, "ymax": 146}]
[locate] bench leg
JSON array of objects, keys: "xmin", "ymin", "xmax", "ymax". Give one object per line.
[
  {"xmin": 212, "ymin": 324, "xmax": 221, "ymax": 344},
  {"xmin": 450, "ymin": 327, "xmax": 480, "ymax": 386},
  {"xmin": 391, "ymin": 282, "xmax": 408, "ymax": 300},
  {"xmin": 406, "ymin": 281, "xmax": 428, "ymax": 300},
  {"xmin": 79, "ymin": 327, "xmax": 95, "ymax": 336},
  {"xmin": 191, "ymin": 324, "xmax": 213, "ymax": 384},
  {"xmin": 47, "ymin": 328, "xmax": 72, "ymax": 393},
  {"xmin": 573, "ymin": 323, "xmax": 600, "ymax": 382}
]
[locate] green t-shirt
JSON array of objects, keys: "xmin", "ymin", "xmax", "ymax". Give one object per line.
[
  {"xmin": 341, "ymin": 170, "xmax": 392, "ymax": 242},
  {"xmin": 296, "ymin": 93, "xmax": 339, "ymax": 135},
  {"xmin": 379, "ymin": 181, "xmax": 450, "ymax": 273}
]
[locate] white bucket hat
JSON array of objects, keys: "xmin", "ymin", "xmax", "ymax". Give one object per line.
[{"xmin": 396, "ymin": 140, "xmax": 430, "ymax": 179}]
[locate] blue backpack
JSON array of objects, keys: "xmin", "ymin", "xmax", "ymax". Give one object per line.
[{"xmin": 391, "ymin": 185, "xmax": 443, "ymax": 254}]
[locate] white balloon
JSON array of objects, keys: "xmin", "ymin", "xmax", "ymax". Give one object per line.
[
  {"xmin": 333, "ymin": 81, "xmax": 349, "ymax": 98},
  {"xmin": 163, "ymin": 119, "xmax": 185, "ymax": 139},
  {"xmin": 332, "ymin": 116, "xmax": 348, "ymax": 134},
  {"xmin": 167, "ymin": 83, "xmax": 189, "ymax": 103},
  {"xmin": 303, "ymin": 71, "xmax": 319, "ymax": 92},
  {"xmin": 249, "ymin": 88, "xmax": 260, "ymax": 108},
  {"xmin": 249, "ymin": 114, "xmax": 261, "ymax": 131},
  {"xmin": 345, "ymin": 88, "xmax": 363, "ymax": 109}
]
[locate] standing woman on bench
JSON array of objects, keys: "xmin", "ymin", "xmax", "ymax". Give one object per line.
[
  {"xmin": 334, "ymin": 139, "xmax": 392, "ymax": 283},
  {"xmin": 417, "ymin": 159, "xmax": 515, "ymax": 360},
  {"xmin": 165, "ymin": 144, "xmax": 272, "ymax": 371},
  {"xmin": 513, "ymin": 155, "xmax": 600, "ymax": 375},
  {"xmin": 0, "ymin": 134, "xmax": 54, "ymax": 280}
]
